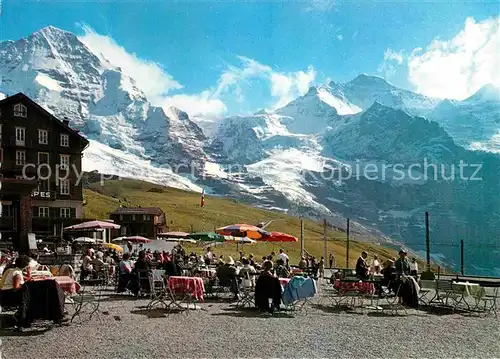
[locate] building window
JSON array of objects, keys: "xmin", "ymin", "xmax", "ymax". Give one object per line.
[
  {"xmin": 38, "ymin": 207, "xmax": 49, "ymax": 217},
  {"xmin": 60, "ymin": 154, "xmax": 70, "ymax": 169},
  {"xmin": 14, "ymin": 103, "xmax": 27, "ymax": 118},
  {"xmin": 60, "ymin": 134, "xmax": 69, "ymax": 147},
  {"xmin": 38, "ymin": 152, "xmax": 49, "ymax": 164},
  {"xmin": 132, "ymin": 214, "xmax": 136, "ymax": 221},
  {"xmin": 119, "ymin": 214, "xmax": 123, "ymax": 221},
  {"xmin": 60, "ymin": 208, "xmax": 71, "ymax": 218},
  {"xmin": 15, "ymin": 150, "xmax": 26, "ymax": 165},
  {"xmin": 38, "ymin": 129, "xmax": 48, "ymax": 144},
  {"xmin": 143, "ymin": 215, "xmax": 151, "ymax": 221},
  {"xmin": 38, "ymin": 179, "xmax": 50, "ymax": 192},
  {"xmin": 59, "ymin": 179, "xmax": 70, "ymax": 195},
  {"xmin": 15, "ymin": 127, "xmax": 25, "ymax": 146}
]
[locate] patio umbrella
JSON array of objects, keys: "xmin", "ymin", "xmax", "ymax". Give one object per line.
[
  {"xmin": 216, "ymin": 224, "xmax": 269, "ymax": 240},
  {"xmin": 259, "ymin": 232, "xmax": 298, "ymax": 242},
  {"xmin": 64, "ymin": 220, "xmax": 120, "ymax": 231},
  {"xmin": 103, "ymin": 243, "xmax": 123, "ymax": 252},
  {"xmin": 112, "ymin": 236, "xmax": 128, "ymax": 242},
  {"xmin": 188, "ymin": 232, "xmax": 225, "ymax": 242},
  {"xmin": 73, "ymin": 237, "xmax": 97, "ymax": 244},
  {"xmin": 157, "ymin": 231, "xmax": 190, "ymax": 238},
  {"xmin": 124, "ymin": 236, "xmax": 152, "ymax": 244}
]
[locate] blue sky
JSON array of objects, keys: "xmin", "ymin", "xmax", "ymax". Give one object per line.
[{"xmin": 0, "ymin": 0, "xmax": 498, "ymax": 117}]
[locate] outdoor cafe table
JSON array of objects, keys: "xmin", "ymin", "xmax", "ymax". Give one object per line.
[
  {"xmin": 168, "ymin": 276, "xmax": 205, "ymax": 301},
  {"xmin": 334, "ymin": 278, "xmax": 375, "ymax": 295},
  {"xmin": 31, "ymin": 275, "xmax": 81, "ymax": 294}
]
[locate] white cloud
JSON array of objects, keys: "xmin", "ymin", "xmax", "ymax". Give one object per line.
[
  {"xmin": 408, "ymin": 16, "xmax": 500, "ymax": 100},
  {"xmin": 337, "ymin": 34, "xmax": 343, "ymax": 41},
  {"xmin": 378, "ymin": 48, "xmax": 405, "ymax": 79},
  {"xmin": 163, "ymin": 91, "xmax": 227, "ymax": 119},
  {"xmin": 384, "ymin": 49, "xmax": 404, "ymax": 64},
  {"xmin": 212, "ymin": 56, "xmax": 316, "ymax": 110},
  {"xmin": 78, "ymin": 24, "xmax": 182, "ymax": 103}
]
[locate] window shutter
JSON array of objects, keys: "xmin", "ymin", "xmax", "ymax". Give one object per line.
[{"xmin": 70, "ymin": 208, "xmax": 76, "ymax": 218}]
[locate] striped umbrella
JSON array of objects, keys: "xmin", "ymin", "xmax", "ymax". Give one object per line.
[{"xmin": 216, "ymin": 224, "xmax": 269, "ymax": 240}]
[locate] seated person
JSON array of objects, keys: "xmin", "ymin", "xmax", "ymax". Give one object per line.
[
  {"xmin": 80, "ymin": 250, "xmax": 94, "ymax": 281},
  {"xmin": 239, "ymin": 258, "xmax": 257, "ymax": 287},
  {"xmin": 298, "ymin": 257, "xmax": 307, "ymax": 269},
  {"xmin": 92, "ymin": 252, "xmax": 105, "ymax": 277},
  {"xmin": 58, "ymin": 262, "xmax": 76, "ymax": 279},
  {"xmin": 395, "ymin": 250, "xmax": 411, "ymax": 276},
  {"xmin": 355, "ymin": 251, "xmax": 370, "ymax": 280},
  {"xmin": 379, "ymin": 259, "xmax": 398, "ymax": 295},
  {"xmin": 0, "ymin": 255, "xmax": 31, "ymax": 308},
  {"xmin": 214, "ymin": 256, "xmax": 239, "ymax": 300},
  {"xmin": 133, "ymin": 250, "xmax": 151, "ymax": 293},
  {"xmin": 274, "ymin": 259, "xmax": 290, "ymax": 278},
  {"xmin": 254, "ymin": 260, "xmax": 282, "ymax": 313},
  {"xmin": 117, "ymin": 253, "xmax": 136, "ymax": 294}
]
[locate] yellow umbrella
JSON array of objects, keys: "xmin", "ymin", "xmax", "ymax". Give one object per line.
[{"xmin": 103, "ymin": 243, "xmax": 123, "ymax": 252}]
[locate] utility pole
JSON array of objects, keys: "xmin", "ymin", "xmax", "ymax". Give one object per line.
[
  {"xmin": 300, "ymin": 219, "xmax": 304, "ymax": 257},
  {"xmin": 460, "ymin": 239, "xmax": 464, "ymax": 276},
  {"xmin": 425, "ymin": 211, "xmax": 430, "ymax": 271},
  {"xmin": 346, "ymin": 218, "xmax": 350, "ymax": 268},
  {"xmin": 323, "ymin": 219, "xmax": 327, "ymax": 261}
]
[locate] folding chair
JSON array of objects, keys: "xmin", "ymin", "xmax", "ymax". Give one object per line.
[
  {"xmin": 433, "ymin": 279, "xmax": 462, "ymax": 312},
  {"xmin": 236, "ymin": 272, "xmax": 255, "ymax": 308},
  {"xmin": 70, "ymin": 278, "xmax": 105, "ymax": 323},
  {"xmin": 473, "ymin": 286, "xmax": 498, "ymax": 317},
  {"xmin": 418, "ymin": 279, "xmax": 435, "ymax": 306},
  {"xmin": 147, "ymin": 270, "xmax": 168, "ymax": 310},
  {"xmin": 380, "ymin": 281, "xmax": 407, "ymax": 316}
]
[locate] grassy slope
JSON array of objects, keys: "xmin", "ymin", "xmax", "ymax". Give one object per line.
[{"xmin": 84, "ymin": 179, "xmax": 401, "ymax": 267}]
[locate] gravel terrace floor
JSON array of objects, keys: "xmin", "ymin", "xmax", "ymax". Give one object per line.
[{"xmin": 1, "ymin": 285, "xmax": 499, "ymax": 359}]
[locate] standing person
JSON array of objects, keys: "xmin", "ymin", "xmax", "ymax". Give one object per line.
[
  {"xmin": 204, "ymin": 247, "xmax": 214, "ymax": 265},
  {"xmin": 277, "ymin": 249, "xmax": 289, "ymax": 266},
  {"xmin": 409, "ymin": 257, "xmax": 418, "ymax": 277},
  {"xmin": 318, "ymin": 256, "xmax": 325, "ymax": 278},
  {"xmin": 329, "ymin": 253, "xmax": 335, "ymax": 269},
  {"xmin": 371, "ymin": 255, "xmax": 381, "ymax": 274},
  {"xmin": 355, "ymin": 251, "xmax": 370, "ymax": 280}
]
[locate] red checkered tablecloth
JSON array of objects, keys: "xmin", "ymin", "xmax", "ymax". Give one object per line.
[
  {"xmin": 334, "ymin": 279, "xmax": 375, "ymax": 295},
  {"xmin": 30, "ymin": 276, "xmax": 81, "ymax": 294},
  {"xmin": 279, "ymin": 278, "xmax": 291, "ymax": 286},
  {"xmin": 168, "ymin": 276, "xmax": 205, "ymax": 301}
]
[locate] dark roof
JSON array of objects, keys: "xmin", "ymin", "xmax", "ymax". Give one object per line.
[
  {"xmin": 0, "ymin": 93, "xmax": 89, "ymax": 148},
  {"xmin": 110, "ymin": 207, "xmax": 164, "ymax": 215}
]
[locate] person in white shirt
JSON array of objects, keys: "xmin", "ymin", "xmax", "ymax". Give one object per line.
[
  {"xmin": 0, "ymin": 255, "xmax": 30, "ymax": 308},
  {"xmin": 204, "ymin": 247, "xmax": 214, "ymax": 265},
  {"xmin": 277, "ymin": 249, "xmax": 289, "ymax": 265},
  {"xmin": 371, "ymin": 255, "xmax": 381, "ymax": 274},
  {"xmin": 410, "ymin": 257, "xmax": 418, "ymax": 277}
]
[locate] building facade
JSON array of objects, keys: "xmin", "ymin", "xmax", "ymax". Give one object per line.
[
  {"xmin": 110, "ymin": 207, "xmax": 166, "ymax": 239},
  {"xmin": 0, "ymin": 93, "xmax": 89, "ymax": 249}
]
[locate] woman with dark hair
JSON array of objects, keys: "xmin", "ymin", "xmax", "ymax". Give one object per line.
[
  {"xmin": 255, "ymin": 260, "xmax": 282, "ymax": 313},
  {"xmin": 0, "ymin": 255, "xmax": 31, "ymax": 308}
]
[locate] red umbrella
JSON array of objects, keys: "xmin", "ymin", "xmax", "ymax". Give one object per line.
[
  {"xmin": 124, "ymin": 236, "xmax": 152, "ymax": 244},
  {"xmin": 260, "ymin": 232, "xmax": 298, "ymax": 242}
]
